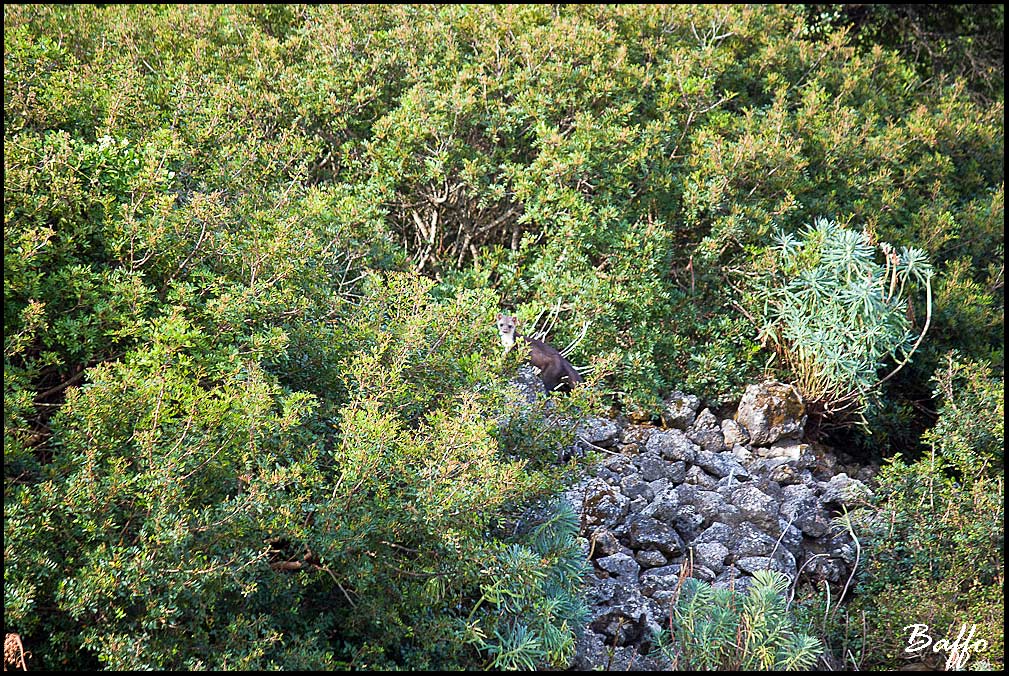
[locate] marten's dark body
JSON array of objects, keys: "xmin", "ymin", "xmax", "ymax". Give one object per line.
[{"xmin": 496, "ymin": 314, "xmax": 582, "ymax": 393}]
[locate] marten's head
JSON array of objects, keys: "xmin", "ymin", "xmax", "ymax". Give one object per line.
[{"xmin": 496, "ymin": 313, "xmax": 517, "ymax": 349}]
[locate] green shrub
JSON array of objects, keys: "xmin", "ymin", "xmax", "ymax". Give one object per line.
[
  {"xmin": 804, "ymin": 4, "xmax": 1004, "ymax": 103},
  {"xmin": 654, "ymin": 570, "xmax": 822, "ymax": 670},
  {"xmin": 748, "ymin": 217, "xmax": 933, "ymax": 430},
  {"xmin": 4, "ymin": 272, "xmax": 594, "ymax": 670},
  {"xmin": 840, "ymin": 353, "xmax": 1003, "ymax": 669}
]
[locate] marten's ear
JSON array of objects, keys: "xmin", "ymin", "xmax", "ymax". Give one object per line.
[{"xmin": 496, "ymin": 313, "xmax": 503, "ymax": 321}]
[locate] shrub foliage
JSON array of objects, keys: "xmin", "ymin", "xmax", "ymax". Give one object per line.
[
  {"xmin": 3, "ymin": 3, "xmax": 1003, "ymax": 670},
  {"xmin": 841, "ymin": 354, "xmax": 1004, "ymax": 669}
]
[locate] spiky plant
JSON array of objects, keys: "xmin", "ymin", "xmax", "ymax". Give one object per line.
[
  {"xmin": 751, "ymin": 217, "xmax": 933, "ymax": 429},
  {"xmin": 655, "ymin": 570, "xmax": 822, "ymax": 671},
  {"xmin": 462, "ymin": 500, "xmax": 589, "ymax": 670}
]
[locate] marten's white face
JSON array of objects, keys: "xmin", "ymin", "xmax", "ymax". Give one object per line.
[{"xmin": 496, "ymin": 314, "xmax": 517, "ymax": 349}]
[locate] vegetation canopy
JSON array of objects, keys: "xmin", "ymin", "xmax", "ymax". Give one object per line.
[{"xmin": 4, "ymin": 3, "xmax": 1002, "ymax": 671}]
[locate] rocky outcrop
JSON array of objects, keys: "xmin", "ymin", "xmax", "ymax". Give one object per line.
[{"xmin": 564, "ymin": 382, "xmax": 875, "ymax": 671}]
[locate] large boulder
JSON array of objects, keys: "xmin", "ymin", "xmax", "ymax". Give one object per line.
[{"xmin": 734, "ymin": 381, "xmax": 807, "ymax": 446}]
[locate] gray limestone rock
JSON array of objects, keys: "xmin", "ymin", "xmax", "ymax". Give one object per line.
[
  {"xmin": 730, "ymin": 484, "xmax": 780, "ymax": 532},
  {"xmin": 780, "ymin": 484, "xmax": 830, "ymax": 537},
  {"xmin": 645, "ymin": 428, "xmax": 698, "ymax": 463},
  {"xmin": 635, "ymin": 549, "xmax": 669, "ymax": 569},
  {"xmin": 588, "ymin": 528, "xmax": 624, "ymax": 558},
  {"xmin": 692, "ymin": 541, "xmax": 730, "ymax": 573},
  {"xmin": 819, "ymin": 472, "xmax": 873, "ymax": 505},
  {"xmin": 583, "ymin": 478, "xmax": 631, "ymax": 528},
  {"xmin": 597, "ymin": 552, "xmax": 641, "ymax": 581},
  {"xmin": 626, "ymin": 516, "xmax": 685, "ymax": 557},
  {"xmin": 721, "ymin": 418, "xmax": 750, "ymax": 447},
  {"xmin": 640, "ymin": 486, "xmax": 680, "ymax": 524},
  {"xmin": 576, "ymin": 416, "xmax": 622, "ymax": 448},
  {"xmin": 640, "ymin": 564, "xmax": 683, "ymax": 598},
  {"xmin": 661, "ymin": 391, "xmax": 701, "ymax": 430}
]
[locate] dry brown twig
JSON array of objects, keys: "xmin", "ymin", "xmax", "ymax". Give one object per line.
[{"xmin": 4, "ymin": 633, "xmax": 29, "ymax": 671}]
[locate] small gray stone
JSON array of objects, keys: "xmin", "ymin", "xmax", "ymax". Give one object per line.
[
  {"xmin": 635, "ymin": 549, "xmax": 668, "ymax": 569},
  {"xmin": 712, "ymin": 566, "xmax": 748, "ymax": 592},
  {"xmin": 731, "ymin": 484, "xmax": 780, "ymax": 531},
  {"xmin": 735, "ymin": 523, "xmax": 779, "ymax": 557},
  {"xmin": 736, "ymin": 552, "xmax": 796, "ymax": 579},
  {"xmin": 646, "ymin": 478, "xmax": 671, "ymax": 497},
  {"xmin": 776, "ymin": 519, "xmax": 806, "ymax": 558},
  {"xmin": 736, "ymin": 556, "xmax": 777, "ymax": 575},
  {"xmin": 666, "ymin": 460, "xmax": 687, "ymax": 484},
  {"xmin": 596, "ymin": 552, "xmax": 641, "ymax": 581},
  {"xmin": 689, "ymin": 428, "xmax": 727, "ymax": 452},
  {"xmin": 721, "ymin": 418, "xmax": 750, "ymax": 447},
  {"xmin": 693, "ymin": 450, "xmax": 732, "ymax": 478},
  {"xmin": 780, "ymin": 484, "xmax": 830, "ymax": 537},
  {"xmin": 693, "ymin": 541, "xmax": 729, "ymax": 573},
  {"xmin": 576, "ymin": 416, "xmax": 622, "ymax": 448},
  {"xmin": 661, "ymin": 392, "xmax": 700, "ymax": 430},
  {"xmin": 627, "ymin": 516, "xmax": 685, "ymax": 557},
  {"xmin": 645, "ymin": 428, "xmax": 697, "ymax": 463},
  {"xmin": 641, "ymin": 486, "xmax": 680, "ymax": 524},
  {"xmin": 759, "ymin": 439, "xmax": 807, "ymax": 461},
  {"xmin": 695, "ymin": 522, "xmax": 734, "ymax": 547},
  {"xmin": 640, "ymin": 564, "xmax": 683, "ymax": 597},
  {"xmin": 620, "ymin": 475, "xmax": 654, "ymax": 502},
  {"xmin": 684, "ymin": 464, "xmax": 718, "ymax": 488},
  {"xmin": 636, "ymin": 452, "xmax": 673, "ymax": 482},
  {"xmin": 588, "ymin": 529, "xmax": 624, "ymax": 557},
  {"xmin": 819, "ymin": 473, "xmax": 872, "ymax": 505},
  {"xmin": 672, "ymin": 504, "xmax": 705, "ymax": 540},
  {"xmin": 583, "ymin": 478, "xmax": 631, "ymax": 528},
  {"xmin": 691, "ymin": 489, "xmax": 732, "ymax": 524}
]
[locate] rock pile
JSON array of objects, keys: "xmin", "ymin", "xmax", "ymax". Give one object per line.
[{"xmin": 564, "ymin": 382, "xmax": 875, "ymax": 670}]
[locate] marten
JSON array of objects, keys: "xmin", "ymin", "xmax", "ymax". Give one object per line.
[{"xmin": 496, "ymin": 313, "xmax": 583, "ymax": 393}]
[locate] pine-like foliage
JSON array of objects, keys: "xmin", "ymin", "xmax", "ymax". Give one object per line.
[
  {"xmin": 463, "ymin": 500, "xmax": 589, "ymax": 670},
  {"xmin": 655, "ymin": 570, "xmax": 822, "ymax": 670}
]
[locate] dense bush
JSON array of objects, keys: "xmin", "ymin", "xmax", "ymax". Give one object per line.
[
  {"xmin": 807, "ymin": 353, "xmax": 1003, "ymax": 670},
  {"xmin": 4, "ymin": 3, "xmax": 1003, "ymax": 670},
  {"xmin": 804, "ymin": 4, "xmax": 1004, "ymax": 104},
  {"xmin": 4, "ymin": 273, "xmax": 593, "ymax": 670}
]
